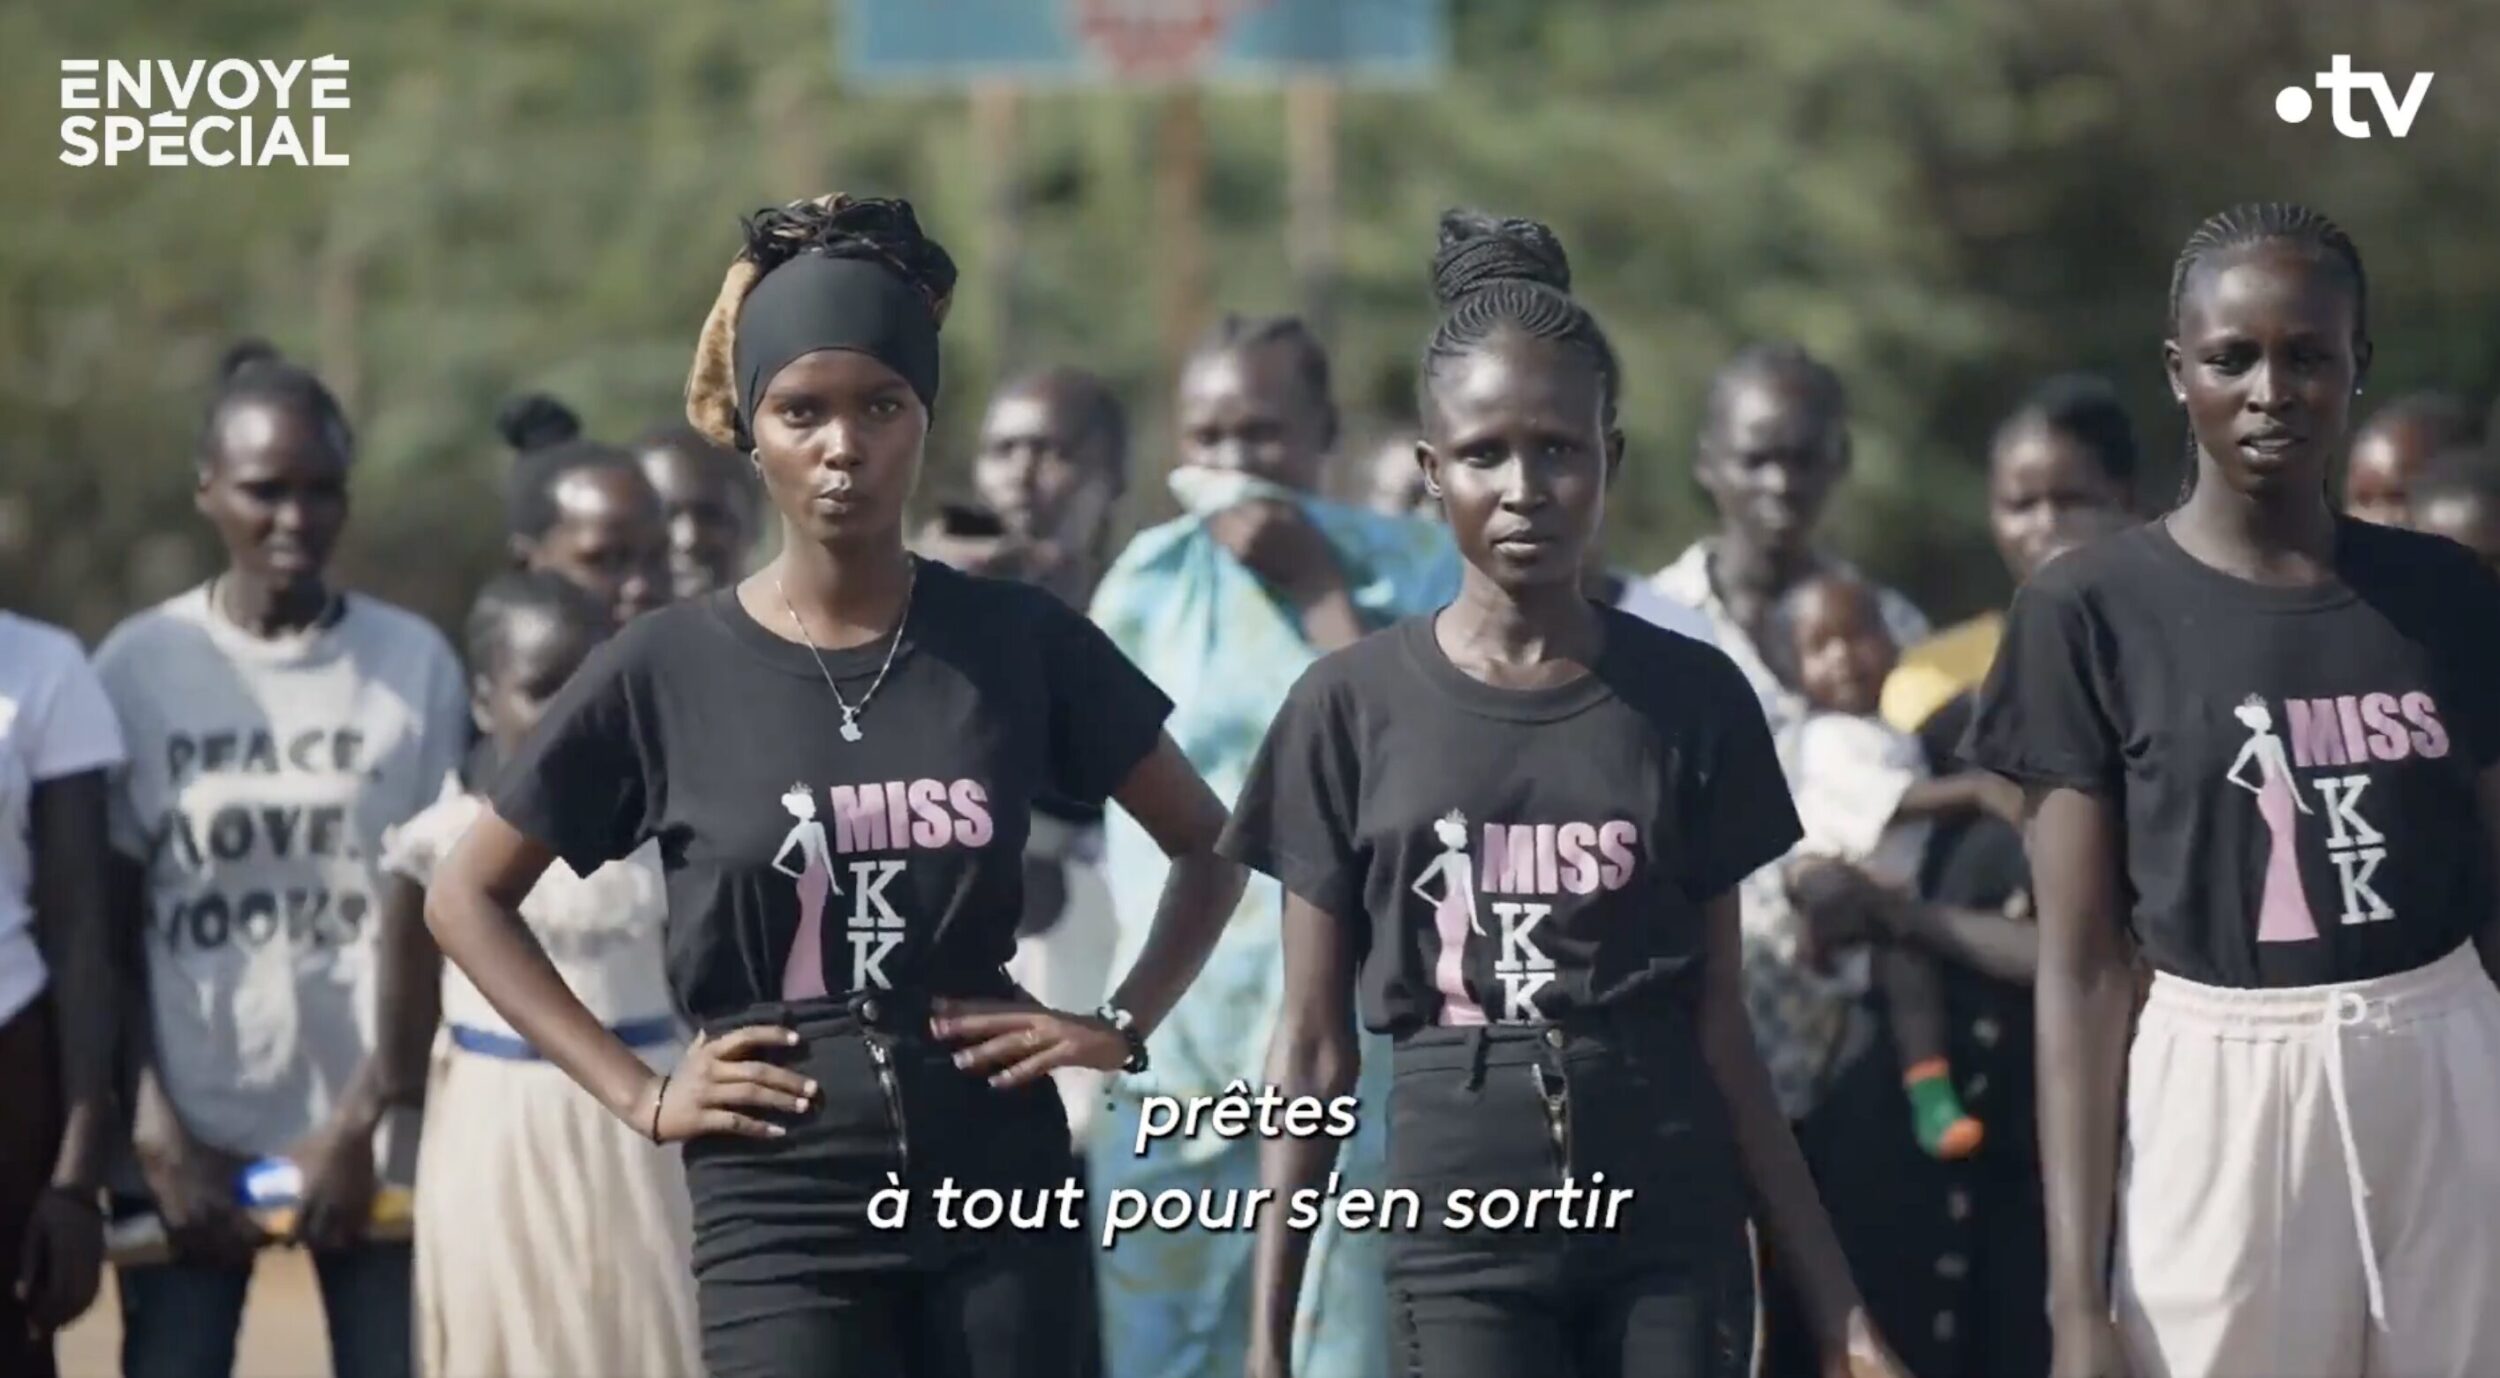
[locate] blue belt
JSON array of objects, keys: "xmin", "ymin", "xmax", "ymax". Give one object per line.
[{"xmin": 448, "ymin": 1016, "xmax": 681, "ymax": 1061}]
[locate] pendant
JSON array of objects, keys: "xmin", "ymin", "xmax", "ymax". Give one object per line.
[{"xmin": 839, "ymin": 713, "xmax": 864, "ymax": 743}]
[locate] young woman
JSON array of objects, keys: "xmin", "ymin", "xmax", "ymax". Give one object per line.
[
  {"xmin": 423, "ymin": 195, "xmax": 1243, "ymax": 1378},
  {"xmin": 1086, "ymin": 313, "xmax": 1456, "ymax": 1378},
  {"xmin": 1967, "ymin": 203, "xmax": 2500, "ymax": 1378},
  {"xmin": 634, "ymin": 420, "xmax": 763, "ymax": 600},
  {"xmin": 94, "ymin": 343, "xmax": 461, "ymax": 1378},
  {"xmin": 381, "ymin": 571, "xmax": 699, "ymax": 1377},
  {"xmin": 1224, "ymin": 210, "xmax": 1904, "ymax": 1378},
  {"xmin": 0, "ymin": 611, "xmax": 124, "ymax": 1377},
  {"xmin": 1882, "ymin": 374, "xmax": 2141, "ymax": 738},
  {"xmin": 497, "ymin": 392, "xmax": 671, "ymax": 622}
]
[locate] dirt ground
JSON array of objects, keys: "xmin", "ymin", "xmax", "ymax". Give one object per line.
[{"xmin": 55, "ymin": 1248, "xmax": 335, "ymax": 1378}]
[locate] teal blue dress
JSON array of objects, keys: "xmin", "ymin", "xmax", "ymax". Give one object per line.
[{"xmin": 1086, "ymin": 489, "xmax": 1458, "ymax": 1378}]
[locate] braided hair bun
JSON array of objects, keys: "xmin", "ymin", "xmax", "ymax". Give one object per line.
[
  {"xmin": 1430, "ymin": 210, "xmax": 1573, "ymax": 307},
  {"xmin": 1419, "ymin": 208, "xmax": 1619, "ymax": 426}
]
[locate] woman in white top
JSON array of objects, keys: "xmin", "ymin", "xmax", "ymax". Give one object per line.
[
  {"xmin": 94, "ymin": 343, "xmax": 462, "ymax": 1378},
  {"xmin": 0, "ymin": 611, "xmax": 126, "ymax": 1376},
  {"xmin": 381, "ymin": 570, "xmax": 700, "ymax": 1377}
]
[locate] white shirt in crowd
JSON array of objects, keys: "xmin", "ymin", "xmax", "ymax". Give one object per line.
[
  {"xmin": 1651, "ymin": 540, "xmax": 1933, "ymax": 1120},
  {"xmin": 0, "ymin": 612, "xmax": 128, "ymax": 1026},
  {"xmin": 1650, "ymin": 541, "xmax": 1930, "ymax": 717},
  {"xmin": 1609, "ymin": 569, "xmax": 1720, "ymax": 647},
  {"xmin": 382, "ymin": 783, "xmax": 677, "ymax": 1040},
  {"xmin": 93, "ymin": 584, "xmax": 466, "ymax": 1172}
]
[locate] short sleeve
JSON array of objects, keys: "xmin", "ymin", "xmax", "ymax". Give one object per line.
[
  {"xmin": 1216, "ymin": 672, "xmax": 1364, "ymax": 921},
  {"xmin": 1044, "ymin": 599, "xmax": 1174, "ymax": 808},
  {"xmin": 29, "ymin": 641, "xmax": 124, "ymax": 782},
  {"xmin": 1959, "ymin": 571, "xmax": 2119, "ymax": 791},
  {"xmin": 489, "ymin": 631, "xmax": 659, "ymax": 878},
  {"xmin": 378, "ymin": 785, "xmax": 472, "ymax": 886},
  {"xmin": 1679, "ymin": 660, "xmax": 1805, "ymax": 900}
]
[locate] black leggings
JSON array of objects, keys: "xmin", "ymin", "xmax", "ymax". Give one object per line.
[
  {"xmin": 1384, "ymin": 1011, "xmax": 1754, "ymax": 1378},
  {"xmin": 701, "ymin": 1233, "xmax": 1089, "ymax": 1378},
  {"xmin": 684, "ymin": 990, "xmax": 1092, "ymax": 1378}
]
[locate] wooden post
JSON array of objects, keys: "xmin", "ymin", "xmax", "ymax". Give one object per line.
[
  {"xmin": 1154, "ymin": 86, "xmax": 1209, "ymax": 390},
  {"xmin": 1285, "ymin": 77, "xmax": 1340, "ymax": 350},
  {"xmin": 971, "ymin": 80, "xmax": 1025, "ymax": 377}
]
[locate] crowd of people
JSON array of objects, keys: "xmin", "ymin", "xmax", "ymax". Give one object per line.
[{"xmin": 2, "ymin": 189, "xmax": 2498, "ymax": 1378}]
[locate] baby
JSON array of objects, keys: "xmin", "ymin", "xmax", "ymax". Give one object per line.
[{"xmin": 1764, "ymin": 573, "xmax": 2020, "ymax": 1158}]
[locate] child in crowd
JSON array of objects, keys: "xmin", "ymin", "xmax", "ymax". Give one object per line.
[
  {"xmin": 1749, "ymin": 572, "xmax": 2022, "ymax": 1158},
  {"xmin": 380, "ymin": 571, "xmax": 700, "ymax": 1378}
]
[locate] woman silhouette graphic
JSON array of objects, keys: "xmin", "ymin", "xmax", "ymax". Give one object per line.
[
  {"xmin": 2223, "ymin": 696, "xmax": 2319, "ymax": 943},
  {"xmin": 1410, "ymin": 810, "xmax": 1487, "ymax": 1025},
  {"xmin": 771, "ymin": 783, "xmax": 840, "ymax": 997}
]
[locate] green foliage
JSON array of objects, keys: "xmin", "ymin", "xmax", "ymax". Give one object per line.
[{"xmin": 3, "ymin": 0, "xmax": 2494, "ymax": 642}]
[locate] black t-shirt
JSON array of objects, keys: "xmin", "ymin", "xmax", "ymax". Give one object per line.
[
  {"xmin": 492, "ymin": 559, "xmax": 1172, "ymax": 1022},
  {"xmin": 1218, "ymin": 607, "xmax": 1802, "ymax": 1033},
  {"xmin": 1963, "ymin": 516, "xmax": 2500, "ymax": 988}
]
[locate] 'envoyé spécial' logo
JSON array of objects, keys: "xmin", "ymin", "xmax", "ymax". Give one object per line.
[
  {"xmin": 2276, "ymin": 56, "xmax": 2433, "ymax": 139},
  {"xmin": 60, "ymin": 57, "xmax": 350, "ymax": 168}
]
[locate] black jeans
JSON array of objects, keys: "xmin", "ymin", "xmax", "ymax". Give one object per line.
[
  {"xmin": 685, "ymin": 989, "xmax": 1093, "ymax": 1378},
  {"xmin": 1383, "ymin": 1005, "xmax": 1754, "ymax": 1378}
]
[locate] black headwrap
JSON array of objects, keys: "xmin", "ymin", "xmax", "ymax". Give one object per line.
[{"xmin": 731, "ymin": 251, "xmax": 942, "ymax": 447}]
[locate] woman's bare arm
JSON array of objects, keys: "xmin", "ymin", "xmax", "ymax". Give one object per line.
[
  {"xmin": 1097, "ymin": 733, "xmax": 1245, "ymax": 1039},
  {"xmin": 423, "ymin": 810, "xmax": 662, "ymax": 1123},
  {"xmin": 2028, "ymin": 786, "xmax": 2136, "ymax": 1339}
]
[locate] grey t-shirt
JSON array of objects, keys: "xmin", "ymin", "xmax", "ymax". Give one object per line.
[{"xmin": 95, "ymin": 585, "xmax": 465, "ymax": 1172}]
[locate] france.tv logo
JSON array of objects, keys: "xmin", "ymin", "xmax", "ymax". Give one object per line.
[{"xmin": 2275, "ymin": 56, "xmax": 2432, "ymax": 138}]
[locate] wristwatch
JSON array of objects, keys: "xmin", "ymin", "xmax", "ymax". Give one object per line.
[{"xmin": 1094, "ymin": 1003, "xmax": 1149, "ymax": 1074}]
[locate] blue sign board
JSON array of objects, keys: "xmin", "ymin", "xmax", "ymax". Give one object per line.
[{"xmin": 844, "ymin": 0, "xmax": 1444, "ymax": 85}]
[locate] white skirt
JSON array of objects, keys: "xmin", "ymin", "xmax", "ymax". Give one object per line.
[{"xmin": 415, "ymin": 1038, "xmax": 703, "ymax": 1378}]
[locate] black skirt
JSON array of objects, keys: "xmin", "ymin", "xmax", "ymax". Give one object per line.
[{"xmin": 681, "ymin": 988, "xmax": 1083, "ymax": 1298}]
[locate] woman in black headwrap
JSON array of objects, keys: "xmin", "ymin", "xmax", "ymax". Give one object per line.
[{"xmin": 422, "ymin": 195, "xmax": 1246, "ymax": 1378}]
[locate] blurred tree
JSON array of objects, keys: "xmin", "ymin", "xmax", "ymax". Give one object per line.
[{"xmin": 2, "ymin": 0, "xmax": 2493, "ymax": 645}]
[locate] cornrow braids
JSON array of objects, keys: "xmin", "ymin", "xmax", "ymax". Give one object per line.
[
  {"xmin": 1418, "ymin": 209, "xmax": 1620, "ymax": 428},
  {"xmin": 1997, "ymin": 372, "xmax": 2140, "ymax": 489},
  {"xmin": 1410, "ymin": 207, "xmax": 1620, "ymax": 425},
  {"xmin": 496, "ymin": 392, "xmax": 649, "ymax": 541},
  {"xmin": 463, "ymin": 568, "xmax": 612, "ymax": 679},
  {"xmin": 1192, "ymin": 313, "xmax": 1338, "ymax": 447},
  {"xmin": 2166, "ymin": 201, "xmax": 2369, "ymax": 502},
  {"xmin": 198, "ymin": 338, "xmax": 353, "ymax": 469},
  {"xmin": 685, "ymin": 194, "xmax": 959, "ymax": 450}
]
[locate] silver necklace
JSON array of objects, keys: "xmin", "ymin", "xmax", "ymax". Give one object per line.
[{"xmin": 773, "ymin": 558, "xmax": 917, "ymax": 743}]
